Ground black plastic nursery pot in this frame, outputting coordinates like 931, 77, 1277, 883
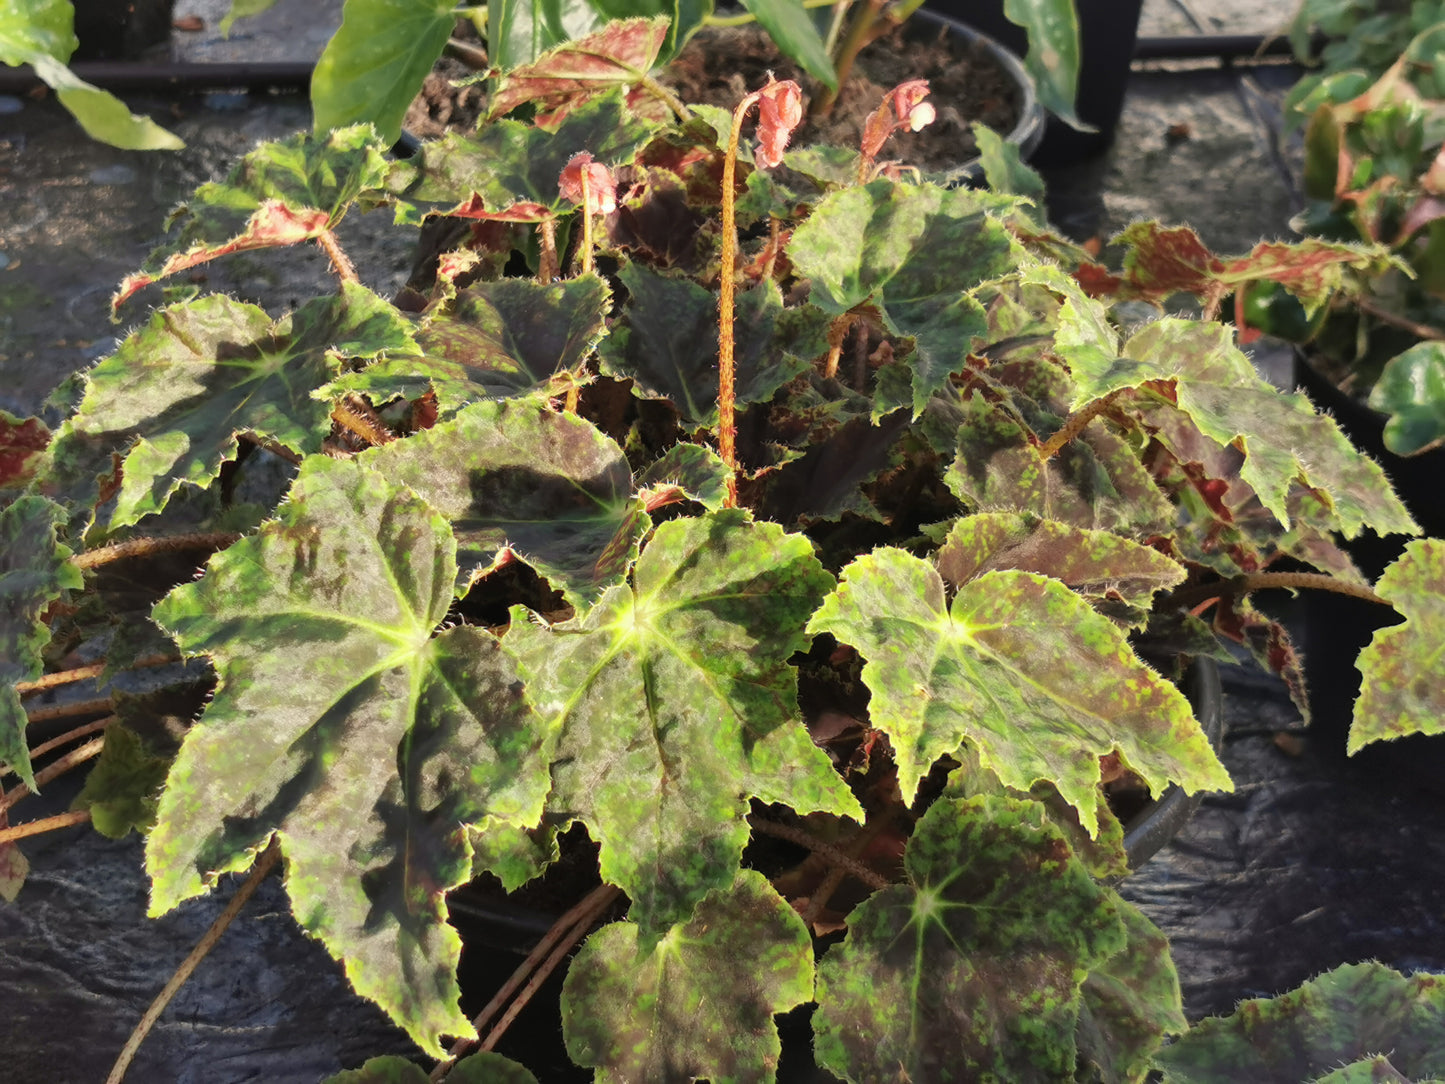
71, 0, 176, 62
442, 658, 1225, 1083
929, 0, 1144, 167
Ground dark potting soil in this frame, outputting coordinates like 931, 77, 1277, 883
660, 21, 1023, 172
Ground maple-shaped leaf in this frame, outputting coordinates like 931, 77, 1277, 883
943, 389, 1174, 534
1072, 319, 1418, 540
114, 125, 392, 309
1081, 222, 1392, 313
147, 457, 555, 1055
599, 264, 820, 427
325, 1052, 539, 1084
403, 90, 662, 224
808, 549, 1231, 827
787, 181, 1018, 417
1078, 899, 1188, 1082
751, 410, 912, 526
468, 819, 560, 892
70, 724, 169, 839
562, 869, 814, 1083
813, 795, 1128, 1083
636, 444, 732, 512
0, 496, 83, 791
935, 512, 1186, 617
333, 276, 610, 413
71, 285, 416, 531
0, 411, 50, 491
487, 18, 672, 124
1351, 539, 1445, 754
506, 510, 861, 936
360, 400, 643, 607
1153, 962, 1445, 1083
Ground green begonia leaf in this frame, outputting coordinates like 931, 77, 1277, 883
311, 0, 456, 144
1154, 962, 1445, 1083
324, 1052, 539, 1083
1005, 0, 1084, 127
599, 264, 819, 426
1073, 319, 1418, 540
0, 2, 182, 150
974, 122, 1046, 200
562, 870, 814, 1083
788, 181, 1018, 417
1368, 342, 1445, 456
114, 126, 391, 308
935, 512, 1186, 614
334, 276, 611, 412
487, 18, 671, 123
0, 496, 82, 791
1352, 539, 1445, 753
1312, 1057, 1427, 1083
738, 0, 836, 90
468, 819, 560, 892
71, 724, 169, 838
636, 444, 732, 512
147, 458, 555, 1056
1078, 900, 1188, 1082
71, 284, 416, 531
404, 91, 662, 222
360, 400, 644, 607
506, 510, 861, 935
486, 0, 606, 74
814, 795, 1127, 1083
808, 549, 1231, 826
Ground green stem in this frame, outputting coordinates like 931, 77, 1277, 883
813, 0, 887, 118
639, 74, 692, 122
706, 0, 840, 27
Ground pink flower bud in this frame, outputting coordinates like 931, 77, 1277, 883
861, 80, 935, 158
559, 151, 618, 215
755, 79, 804, 169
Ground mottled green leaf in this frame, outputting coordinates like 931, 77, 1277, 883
935, 512, 1186, 616
1005, 0, 1083, 127
1312, 1057, 1422, 1084
115, 126, 391, 308
1352, 539, 1445, 754
334, 276, 611, 412
0, 411, 49, 491
600, 264, 818, 426
1369, 342, 1445, 456
788, 181, 1017, 417
0, 496, 82, 791
147, 458, 555, 1055
324, 1052, 539, 1084
360, 400, 643, 607
738, 0, 836, 90
636, 444, 732, 512
507, 510, 861, 935
71, 724, 169, 839
562, 870, 813, 1083
486, 0, 607, 74
1074, 319, 1418, 540
468, 819, 559, 892
406, 91, 662, 222
814, 795, 1126, 1083
808, 549, 1230, 826
1078, 900, 1188, 1082
311, 0, 456, 144
72, 285, 416, 531
487, 17, 672, 123
974, 122, 1046, 199
1154, 962, 1445, 1083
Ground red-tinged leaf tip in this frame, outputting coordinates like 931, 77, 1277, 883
755, 79, 804, 169
559, 152, 618, 215
444, 195, 556, 224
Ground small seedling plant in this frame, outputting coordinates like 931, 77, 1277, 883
3, 20, 1444, 1083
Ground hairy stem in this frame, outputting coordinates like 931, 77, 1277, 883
639, 74, 692, 122
15, 655, 176, 697
0, 736, 106, 812
239, 431, 303, 465
431, 883, 621, 1081
718, 90, 762, 508
1169, 570, 1392, 611
538, 217, 559, 283
578, 171, 595, 276
24, 696, 114, 726
73, 532, 239, 571
751, 816, 891, 892
0, 808, 91, 845
823, 313, 856, 380
105, 840, 282, 1084
1037, 390, 1122, 462
443, 37, 489, 70
25, 716, 116, 764
1355, 295, 1445, 342
332, 396, 394, 446
316, 228, 359, 285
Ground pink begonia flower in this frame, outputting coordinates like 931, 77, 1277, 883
755, 79, 804, 168
861, 79, 935, 158
559, 151, 618, 215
